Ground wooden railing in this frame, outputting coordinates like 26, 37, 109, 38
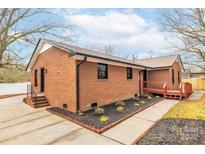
163, 83, 168, 96
144, 81, 192, 100
143, 81, 167, 89
181, 82, 193, 96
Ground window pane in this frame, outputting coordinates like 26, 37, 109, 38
127, 68, 132, 79
172, 69, 175, 84
34, 69, 38, 87
98, 63, 108, 79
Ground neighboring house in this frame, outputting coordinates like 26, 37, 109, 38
182, 69, 205, 79
26, 38, 185, 113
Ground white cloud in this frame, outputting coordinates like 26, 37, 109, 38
66, 10, 177, 58
69, 11, 148, 37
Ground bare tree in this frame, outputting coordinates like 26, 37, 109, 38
132, 51, 138, 62
103, 44, 114, 56
0, 8, 74, 70
161, 8, 205, 70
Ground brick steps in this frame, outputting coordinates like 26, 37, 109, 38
26, 96, 50, 108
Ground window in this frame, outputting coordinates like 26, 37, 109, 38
127, 67, 133, 79
34, 69, 38, 87
98, 63, 108, 79
172, 69, 175, 84
178, 71, 180, 83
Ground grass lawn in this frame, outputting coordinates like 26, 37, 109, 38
163, 95, 205, 120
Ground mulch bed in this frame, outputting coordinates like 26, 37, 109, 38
136, 118, 205, 145
47, 95, 163, 133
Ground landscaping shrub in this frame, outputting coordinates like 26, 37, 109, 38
115, 101, 125, 107
147, 96, 152, 100
94, 107, 104, 116
116, 106, 124, 112
133, 97, 139, 101
156, 95, 161, 99
143, 94, 148, 97
134, 103, 140, 107
99, 116, 109, 123
140, 101, 145, 104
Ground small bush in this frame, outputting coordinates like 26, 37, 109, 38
140, 101, 145, 104
116, 106, 124, 112
133, 97, 139, 101
134, 103, 140, 107
115, 101, 125, 107
147, 96, 152, 100
143, 95, 149, 98
94, 107, 104, 116
156, 95, 161, 99
99, 116, 109, 123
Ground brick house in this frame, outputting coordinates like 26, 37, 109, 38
26, 39, 184, 113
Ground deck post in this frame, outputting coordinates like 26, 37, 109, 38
163, 83, 167, 98
179, 83, 182, 100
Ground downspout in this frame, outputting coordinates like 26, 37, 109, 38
76, 56, 87, 113
139, 70, 142, 96
139, 69, 145, 96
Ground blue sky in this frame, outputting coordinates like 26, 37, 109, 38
16, 8, 180, 63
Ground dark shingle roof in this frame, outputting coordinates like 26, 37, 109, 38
43, 39, 147, 68
27, 38, 183, 71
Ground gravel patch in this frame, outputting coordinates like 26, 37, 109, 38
138, 118, 205, 145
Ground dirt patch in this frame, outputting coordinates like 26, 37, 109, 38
137, 118, 205, 145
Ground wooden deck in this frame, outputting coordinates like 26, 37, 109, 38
143, 82, 193, 100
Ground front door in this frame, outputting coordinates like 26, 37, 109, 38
143, 69, 147, 88
40, 68, 45, 93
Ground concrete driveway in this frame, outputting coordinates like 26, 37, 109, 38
0, 95, 120, 145
0, 95, 179, 145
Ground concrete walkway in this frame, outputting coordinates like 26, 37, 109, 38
102, 99, 178, 144
187, 91, 205, 100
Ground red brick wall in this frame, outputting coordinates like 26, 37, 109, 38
147, 69, 169, 89
168, 61, 181, 90
147, 61, 181, 90
31, 47, 77, 113
79, 61, 140, 111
